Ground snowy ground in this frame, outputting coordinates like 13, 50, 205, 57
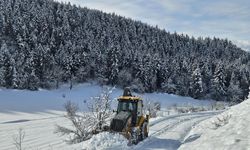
0, 83, 221, 150
0, 111, 82, 150
81, 111, 221, 150
179, 94, 250, 150
0, 83, 214, 113
0, 110, 221, 150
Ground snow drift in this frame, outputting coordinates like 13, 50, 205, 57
179, 92, 250, 150
82, 132, 129, 150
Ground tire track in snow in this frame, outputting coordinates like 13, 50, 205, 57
149, 111, 222, 127
133, 111, 221, 150
150, 115, 208, 137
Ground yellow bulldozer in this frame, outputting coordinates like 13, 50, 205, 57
110, 88, 149, 144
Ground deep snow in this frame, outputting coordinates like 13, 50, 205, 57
179, 93, 250, 150
0, 110, 219, 150
77, 111, 220, 150
0, 83, 219, 150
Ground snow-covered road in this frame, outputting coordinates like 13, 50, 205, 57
134, 111, 221, 150
81, 111, 222, 150
0, 111, 221, 150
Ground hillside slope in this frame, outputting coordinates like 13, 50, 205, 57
0, 0, 249, 102
179, 92, 250, 150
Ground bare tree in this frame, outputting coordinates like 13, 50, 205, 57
55, 101, 93, 144
13, 128, 25, 150
87, 87, 114, 132
55, 87, 114, 144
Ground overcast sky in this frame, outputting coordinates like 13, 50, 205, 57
58, 0, 250, 51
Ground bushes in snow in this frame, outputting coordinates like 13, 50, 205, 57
211, 114, 232, 129
55, 88, 114, 144
143, 99, 161, 118
166, 102, 225, 115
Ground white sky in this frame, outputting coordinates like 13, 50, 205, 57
58, 0, 250, 52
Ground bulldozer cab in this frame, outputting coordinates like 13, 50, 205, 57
110, 88, 149, 144
117, 100, 143, 115
116, 89, 143, 126
117, 87, 143, 114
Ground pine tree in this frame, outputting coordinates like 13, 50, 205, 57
211, 64, 227, 101
239, 71, 250, 100
189, 66, 204, 99
11, 58, 18, 89
227, 71, 242, 103
106, 43, 120, 85
0, 43, 13, 88
0, 0, 248, 102
24, 51, 39, 90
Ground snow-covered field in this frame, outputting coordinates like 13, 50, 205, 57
0, 83, 214, 113
0, 83, 221, 150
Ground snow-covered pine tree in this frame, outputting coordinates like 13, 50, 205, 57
211, 64, 227, 101
24, 51, 39, 90
189, 66, 204, 99
239, 71, 250, 100
11, 58, 18, 89
0, 0, 249, 102
0, 44, 4, 86
0, 43, 13, 88
227, 71, 243, 103
106, 42, 120, 85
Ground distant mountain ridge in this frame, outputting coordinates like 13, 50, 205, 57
0, 0, 249, 102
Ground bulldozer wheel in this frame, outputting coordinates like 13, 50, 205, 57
145, 122, 149, 137
140, 122, 148, 141
123, 117, 132, 139
132, 131, 139, 144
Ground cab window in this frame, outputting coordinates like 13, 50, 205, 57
137, 101, 143, 116
117, 101, 137, 113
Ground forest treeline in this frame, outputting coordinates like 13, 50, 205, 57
0, 0, 249, 102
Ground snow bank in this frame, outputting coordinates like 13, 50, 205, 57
179, 94, 250, 150
82, 132, 129, 150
